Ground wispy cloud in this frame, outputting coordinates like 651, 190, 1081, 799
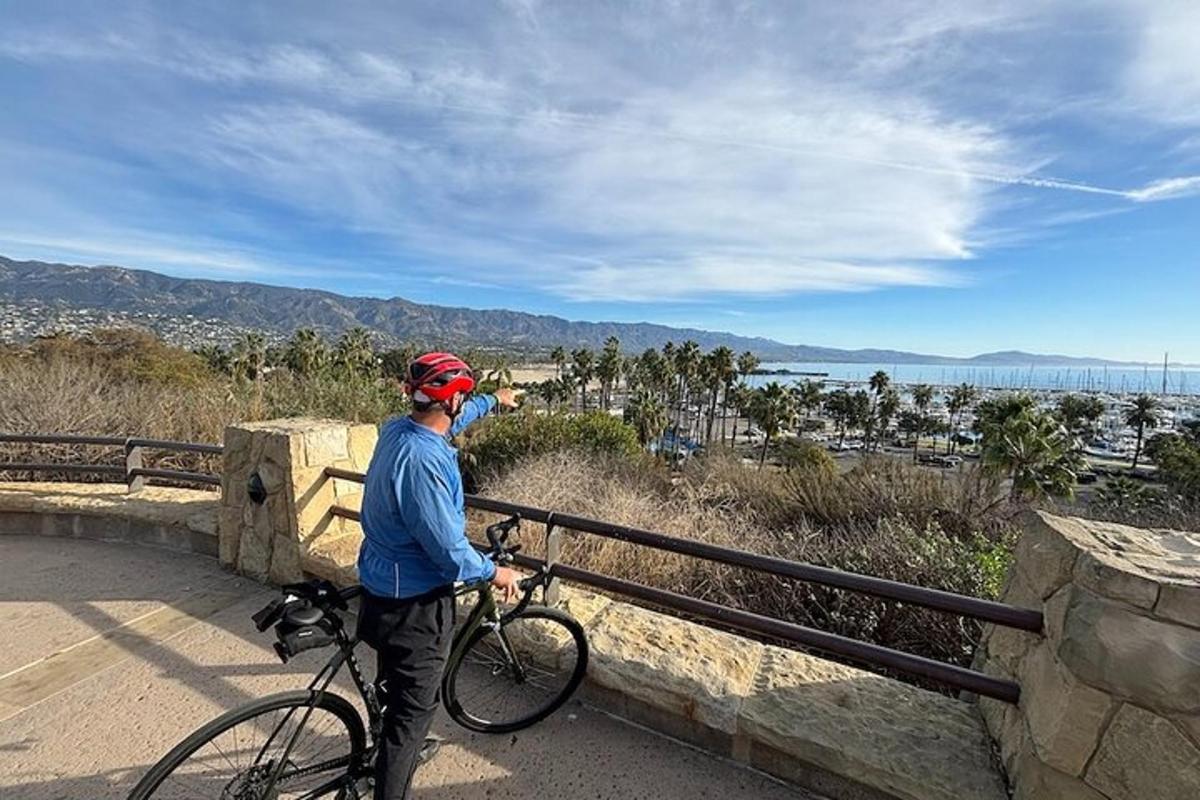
0, 0, 1197, 304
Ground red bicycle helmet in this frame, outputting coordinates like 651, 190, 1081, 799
405, 352, 475, 403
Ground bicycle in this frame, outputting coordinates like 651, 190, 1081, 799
128, 515, 589, 799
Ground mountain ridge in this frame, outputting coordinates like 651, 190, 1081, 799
0, 255, 1179, 367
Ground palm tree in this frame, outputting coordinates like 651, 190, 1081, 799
550, 346, 567, 379
947, 383, 979, 454
708, 346, 736, 446
672, 341, 701, 458
728, 382, 752, 445
231, 332, 266, 384
1125, 394, 1161, 469
866, 370, 890, 449
982, 409, 1083, 502
1095, 476, 1152, 511
1057, 393, 1105, 440
911, 384, 934, 462
334, 327, 376, 377
749, 382, 795, 469
732, 351, 759, 446
286, 328, 328, 377
698, 351, 721, 444
194, 344, 230, 375
736, 351, 760, 382
795, 380, 823, 426
571, 348, 595, 410
876, 389, 900, 449
824, 389, 854, 447
536, 378, 559, 409
596, 337, 622, 410
624, 390, 667, 451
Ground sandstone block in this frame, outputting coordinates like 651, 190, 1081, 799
235, 508, 273, 582
292, 466, 335, 543
1010, 743, 1109, 800
303, 424, 349, 467
1074, 549, 1159, 609
1043, 583, 1072, 645
347, 424, 378, 471
985, 623, 1039, 675
1020, 643, 1112, 775
269, 528, 305, 584
1085, 703, 1200, 800
1012, 511, 1084, 601
586, 601, 761, 735
1157, 582, 1200, 629
302, 531, 360, 587
978, 693, 1026, 776
1059, 588, 1200, 714
217, 506, 241, 567
739, 645, 1005, 800
552, 585, 612, 630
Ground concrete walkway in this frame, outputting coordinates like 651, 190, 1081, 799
0, 535, 808, 799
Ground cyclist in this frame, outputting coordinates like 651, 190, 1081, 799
356, 351, 520, 799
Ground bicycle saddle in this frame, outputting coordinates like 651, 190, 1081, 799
283, 604, 325, 627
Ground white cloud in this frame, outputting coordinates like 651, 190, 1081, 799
1127, 176, 1200, 202
1121, 0, 1200, 126
0, 1, 1197, 302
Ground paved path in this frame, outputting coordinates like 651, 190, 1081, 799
0, 535, 807, 799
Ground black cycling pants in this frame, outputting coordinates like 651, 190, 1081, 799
356, 586, 455, 800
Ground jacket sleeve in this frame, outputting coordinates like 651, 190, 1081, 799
450, 394, 497, 437
395, 455, 496, 585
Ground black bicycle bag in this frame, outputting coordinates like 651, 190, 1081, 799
274, 604, 337, 662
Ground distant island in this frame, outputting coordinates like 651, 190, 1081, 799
0, 255, 1192, 367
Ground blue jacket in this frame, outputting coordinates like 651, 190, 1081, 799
357, 395, 498, 599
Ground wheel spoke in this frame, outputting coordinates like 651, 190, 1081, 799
448, 612, 585, 731
132, 697, 362, 799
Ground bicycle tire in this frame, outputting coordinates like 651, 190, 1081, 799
127, 689, 367, 800
442, 607, 588, 734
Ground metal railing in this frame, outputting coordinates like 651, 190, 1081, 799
324, 465, 1037, 704
0, 433, 223, 489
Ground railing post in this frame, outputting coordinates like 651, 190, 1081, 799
125, 439, 145, 493
544, 516, 561, 606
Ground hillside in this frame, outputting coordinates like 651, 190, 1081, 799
0, 256, 1154, 365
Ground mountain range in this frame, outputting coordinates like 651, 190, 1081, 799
0, 255, 1171, 366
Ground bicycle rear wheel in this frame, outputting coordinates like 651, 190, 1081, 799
442, 607, 588, 734
127, 690, 367, 799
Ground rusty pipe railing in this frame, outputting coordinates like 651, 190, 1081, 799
0, 433, 222, 489
325, 465, 1033, 703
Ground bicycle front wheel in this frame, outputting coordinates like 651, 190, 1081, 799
443, 607, 588, 734
127, 689, 367, 800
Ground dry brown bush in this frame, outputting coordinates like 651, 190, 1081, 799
0, 353, 245, 481
480, 450, 1015, 676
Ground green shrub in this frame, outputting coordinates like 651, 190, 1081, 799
460, 409, 640, 479
778, 437, 837, 477
261, 372, 407, 423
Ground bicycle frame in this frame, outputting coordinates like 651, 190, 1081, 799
255, 573, 548, 799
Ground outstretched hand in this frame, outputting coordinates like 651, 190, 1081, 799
493, 387, 522, 409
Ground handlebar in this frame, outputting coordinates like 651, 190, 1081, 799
485, 514, 521, 551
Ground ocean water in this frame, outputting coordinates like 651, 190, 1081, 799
752, 362, 1200, 396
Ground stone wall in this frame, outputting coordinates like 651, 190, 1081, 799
978, 511, 1200, 799
213, 417, 1006, 800
0, 481, 218, 555
218, 418, 376, 584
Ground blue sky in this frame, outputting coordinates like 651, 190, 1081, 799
1, 1, 1198, 362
